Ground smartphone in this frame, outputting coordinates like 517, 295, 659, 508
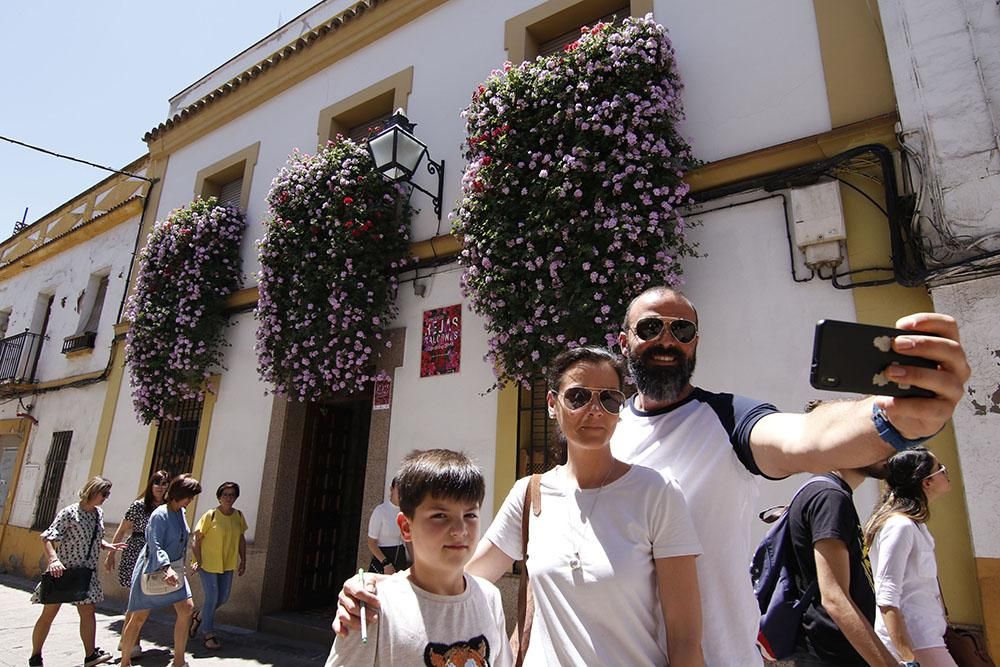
810, 319, 938, 398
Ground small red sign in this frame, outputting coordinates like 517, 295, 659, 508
373, 374, 392, 410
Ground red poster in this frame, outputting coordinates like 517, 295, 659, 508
421, 305, 461, 377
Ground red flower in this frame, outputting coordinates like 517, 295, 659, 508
344, 220, 354, 228
343, 196, 354, 205
481, 156, 492, 166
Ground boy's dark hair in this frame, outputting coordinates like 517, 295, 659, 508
396, 449, 485, 517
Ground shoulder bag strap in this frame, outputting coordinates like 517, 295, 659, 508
513, 474, 542, 667
85, 509, 100, 563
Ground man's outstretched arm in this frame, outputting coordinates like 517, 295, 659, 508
750, 313, 970, 479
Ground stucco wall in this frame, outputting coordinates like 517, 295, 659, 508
0, 218, 138, 382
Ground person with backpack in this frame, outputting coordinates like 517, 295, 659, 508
784, 463, 905, 667
189, 481, 248, 650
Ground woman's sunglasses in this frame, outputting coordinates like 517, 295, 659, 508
556, 387, 627, 414
925, 463, 948, 480
631, 316, 698, 344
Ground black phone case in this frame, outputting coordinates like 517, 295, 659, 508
810, 319, 938, 398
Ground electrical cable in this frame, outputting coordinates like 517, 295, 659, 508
0, 134, 154, 183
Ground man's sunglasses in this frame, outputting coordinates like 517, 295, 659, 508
631, 317, 698, 344
555, 387, 627, 414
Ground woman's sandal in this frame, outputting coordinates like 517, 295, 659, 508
188, 610, 202, 638
203, 635, 221, 650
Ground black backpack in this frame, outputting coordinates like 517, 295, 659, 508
750, 477, 839, 661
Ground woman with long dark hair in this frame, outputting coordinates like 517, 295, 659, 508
105, 470, 169, 659
864, 447, 956, 667
119, 474, 202, 667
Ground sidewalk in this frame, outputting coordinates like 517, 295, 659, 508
0, 574, 330, 666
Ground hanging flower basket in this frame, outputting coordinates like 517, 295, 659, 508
453, 14, 700, 388
255, 139, 413, 401
125, 198, 245, 423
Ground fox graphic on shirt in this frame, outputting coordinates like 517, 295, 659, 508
424, 635, 490, 667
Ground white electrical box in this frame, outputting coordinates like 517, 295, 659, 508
790, 181, 846, 269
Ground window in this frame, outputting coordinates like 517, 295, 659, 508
0, 309, 10, 339
516, 378, 565, 476
537, 7, 630, 57
32, 431, 72, 530
317, 67, 414, 146
505, 0, 652, 63
149, 396, 204, 478
194, 142, 260, 213
63, 274, 109, 354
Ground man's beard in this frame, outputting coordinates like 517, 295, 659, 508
626, 345, 696, 404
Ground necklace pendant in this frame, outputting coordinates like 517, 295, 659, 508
569, 552, 582, 570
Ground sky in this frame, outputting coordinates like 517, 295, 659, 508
0, 1, 319, 241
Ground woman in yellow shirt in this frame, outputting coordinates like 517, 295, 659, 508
189, 482, 247, 650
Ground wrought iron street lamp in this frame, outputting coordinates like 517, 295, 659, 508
367, 110, 445, 220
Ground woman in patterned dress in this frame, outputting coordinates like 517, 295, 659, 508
119, 474, 202, 667
29, 476, 126, 667
104, 469, 169, 658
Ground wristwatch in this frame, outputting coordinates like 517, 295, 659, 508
872, 403, 934, 451
901, 661, 920, 667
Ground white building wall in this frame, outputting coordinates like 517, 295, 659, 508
878, 0, 1000, 261
681, 195, 877, 545
4, 383, 109, 528
139, 0, 861, 536
0, 219, 137, 382
929, 277, 1000, 560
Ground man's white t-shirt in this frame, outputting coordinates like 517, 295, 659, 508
367, 500, 403, 546
611, 388, 778, 667
326, 573, 512, 667
486, 464, 701, 666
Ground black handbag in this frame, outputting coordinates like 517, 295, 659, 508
38, 567, 94, 604
37, 510, 100, 604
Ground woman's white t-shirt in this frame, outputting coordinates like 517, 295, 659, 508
367, 500, 403, 546
485, 464, 701, 666
871, 514, 948, 653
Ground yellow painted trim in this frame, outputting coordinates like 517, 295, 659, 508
0, 524, 47, 578
31, 370, 105, 391
184, 374, 221, 526
63, 347, 95, 359
812, 0, 895, 128
0, 197, 144, 281
412, 233, 463, 263
686, 113, 899, 194
89, 338, 127, 478
316, 66, 414, 146
145, 0, 449, 158
226, 286, 261, 311
976, 556, 1000, 660
493, 384, 519, 516
505, 0, 651, 64
138, 425, 158, 497
0, 417, 33, 558
193, 142, 261, 213
813, 1, 984, 626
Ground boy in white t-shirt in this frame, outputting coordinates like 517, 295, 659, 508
326, 449, 512, 667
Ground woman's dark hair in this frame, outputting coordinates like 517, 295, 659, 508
396, 449, 485, 517
216, 481, 240, 500
544, 346, 626, 392
165, 474, 202, 503
863, 447, 937, 548
140, 470, 170, 514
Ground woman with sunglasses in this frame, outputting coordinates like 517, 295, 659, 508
104, 470, 169, 659
472, 346, 704, 666
864, 448, 957, 667
29, 476, 125, 667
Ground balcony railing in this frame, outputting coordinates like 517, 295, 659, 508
0, 331, 45, 385
62, 331, 97, 354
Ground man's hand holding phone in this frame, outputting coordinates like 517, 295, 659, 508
877, 313, 970, 440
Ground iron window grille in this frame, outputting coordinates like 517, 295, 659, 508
32, 431, 73, 531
